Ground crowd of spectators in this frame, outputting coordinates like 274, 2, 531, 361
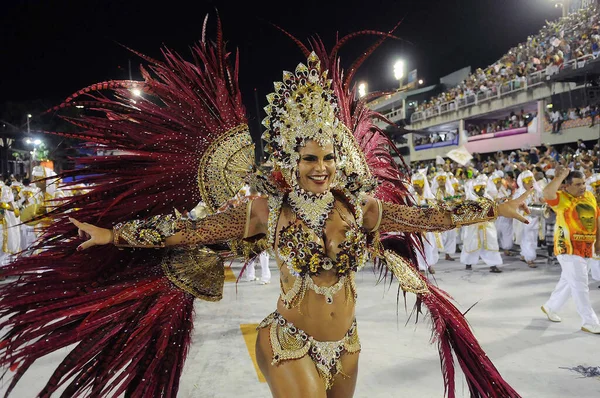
412, 140, 599, 182
466, 111, 535, 137
415, 6, 600, 117
414, 131, 457, 146
547, 105, 600, 133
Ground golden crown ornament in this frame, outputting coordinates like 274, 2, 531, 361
262, 52, 345, 185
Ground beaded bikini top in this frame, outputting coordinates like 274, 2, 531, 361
275, 198, 369, 278
270, 191, 369, 308
277, 218, 368, 277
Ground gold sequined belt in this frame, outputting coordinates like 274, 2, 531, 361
257, 311, 360, 390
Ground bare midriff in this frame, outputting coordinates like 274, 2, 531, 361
276, 265, 355, 341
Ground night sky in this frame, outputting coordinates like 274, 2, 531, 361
2, 0, 563, 112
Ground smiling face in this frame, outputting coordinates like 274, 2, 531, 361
297, 140, 336, 194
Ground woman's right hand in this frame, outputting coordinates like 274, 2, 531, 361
69, 218, 113, 251
497, 188, 533, 223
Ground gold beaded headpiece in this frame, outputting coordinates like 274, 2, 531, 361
261, 52, 372, 190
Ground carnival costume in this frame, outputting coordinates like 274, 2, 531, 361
488, 170, 514, 252
0, 184, 20, 266
513, 170, 543, 263
410, 172, 441, 272
450, 174, 464, 250
431, 171, 458, 258
16, 183, 42, 253
460, 176, 503, 271
0, 19, 520, 397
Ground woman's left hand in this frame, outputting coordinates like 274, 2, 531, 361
497, 188, 534, 223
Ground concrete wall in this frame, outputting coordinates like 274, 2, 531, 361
465, 132, 541, 153
408, 124, 599, 162
410, 82, 576, 130
541, 125, 600, 145
410, 142, 458, 162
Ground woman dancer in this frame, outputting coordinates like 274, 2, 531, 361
0, 21, 530, 397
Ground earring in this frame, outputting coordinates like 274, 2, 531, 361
290, 166, 299, 189
330, 169, 342, 188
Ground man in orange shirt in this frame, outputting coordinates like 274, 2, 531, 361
542, 166, 600, 334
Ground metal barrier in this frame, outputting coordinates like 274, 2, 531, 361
409, 54, 597, 123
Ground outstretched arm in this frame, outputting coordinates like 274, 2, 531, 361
363, 190, 532, 234
70, 197, 269, 250
164, 197, 269, 246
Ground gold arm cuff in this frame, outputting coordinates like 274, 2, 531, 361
450, 198, 498, 227
112, 215, 176, 248
244, 199, 254, 238
370, 199, 383, 233
113, 226, 120, 246
112, 224, 166, 248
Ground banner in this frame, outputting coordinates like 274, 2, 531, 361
447, 146, 473, 166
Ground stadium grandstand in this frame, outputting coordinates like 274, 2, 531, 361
369, 0, 600, 170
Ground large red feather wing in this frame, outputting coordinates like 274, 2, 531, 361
0, 16, 249, 397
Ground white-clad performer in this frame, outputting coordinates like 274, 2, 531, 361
513, 170, 543, 267
488, 170, 514, 255
17, 178, 42, 253
10, 181, 23, 203
31, 165, 61, 209
0, 184, 21, 267
411, 172, 440, 274
461, 175, 503, 273
450, 173, 465, 252
245, 251, 272, 285
431, 171, 457, 261
236, 185, 272, 285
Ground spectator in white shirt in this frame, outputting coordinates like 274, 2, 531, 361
551, 110, 562, 134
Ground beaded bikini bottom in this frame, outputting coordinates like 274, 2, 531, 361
258, 311, 361, 390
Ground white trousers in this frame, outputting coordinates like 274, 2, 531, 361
544, 255, 600, 326
441, 229, 457, 254
495, 216, 513, 251
246, 252, 271, 282
520, 218, 538, 262
20, 225, 37, 254
417, 233, 439, 271
589, 258, 600, 282
0, 252, 9, 267
460, 230, 503, 267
